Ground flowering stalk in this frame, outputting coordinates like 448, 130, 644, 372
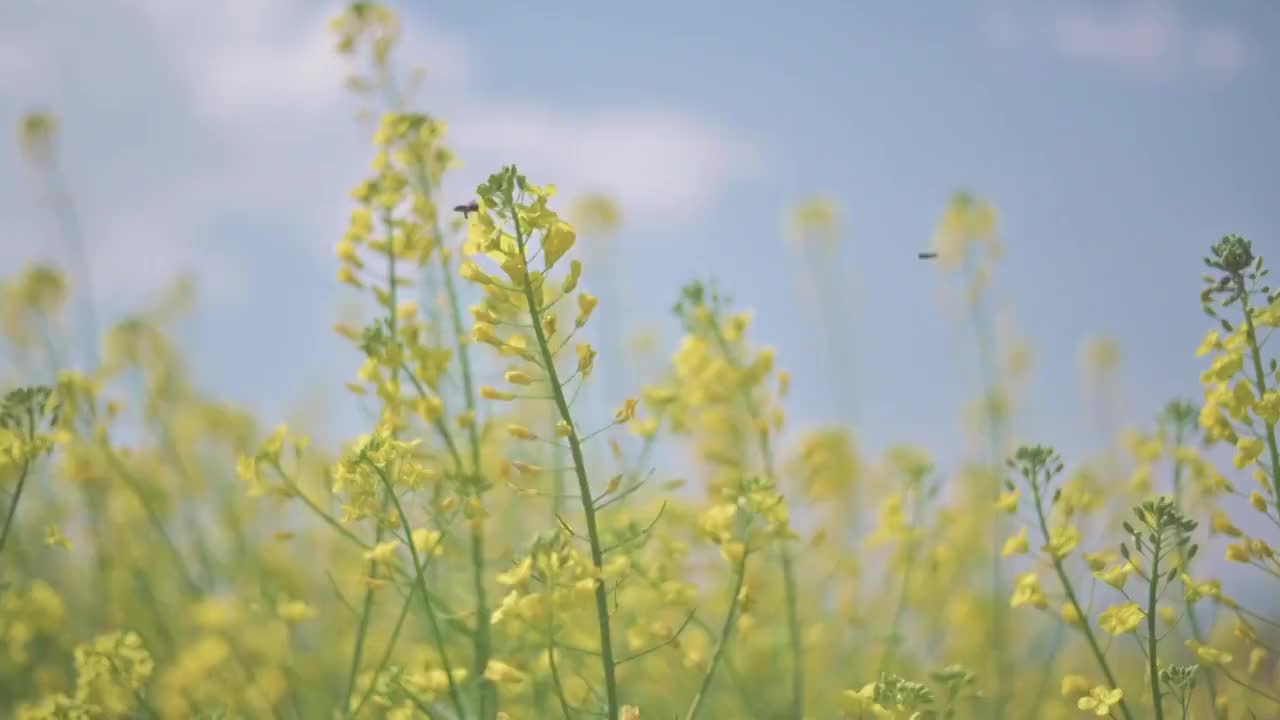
932, 192, 1012, 717
371, 461, 465, 717
342, 219, 405, 717
1201, 235, 1279, 499
1163, 402, 1224, 720
879, 475, 928, 674
1146, 529, 1165, 720
500, 168, 621, 720
398, 116, 495, 719
966, 252, 1010, 719
701, 311, 804, 719
1015, 445, 1135, 720
1238, 283, 1280, 500
1121, 498, 1198, 720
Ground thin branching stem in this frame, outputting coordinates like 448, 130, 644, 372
684, 550, 750, 720
372, 463, 466, 718
704, 318, 805, 719
965, 247, 1010, 720
546, 581, 576, 720
1170, 425, 1224, 720
1029, 471, 1136, 720
351, 579, 417, 717
1147, 530, 1166, 720
343, 544, 381, 715
0, 458, 31, 557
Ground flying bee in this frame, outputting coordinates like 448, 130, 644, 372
453, 200, 479, 218
918, 252, 938, 260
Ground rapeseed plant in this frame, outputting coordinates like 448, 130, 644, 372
3, 3, 1280, 719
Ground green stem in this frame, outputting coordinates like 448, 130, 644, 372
1238, 284, 1280, 501
546, 587, 575, 720
406, 132, 495, 719
781, 548, 803, 717
437, 249, 494, 717
1148, 532, 1165, 720
352, 558, 426, 717
1170, 431, 1224, 720
373, 464, 466, 718
343, 555, 380, 715
684, 551, 750, 720
506, 178, 620, 720
966, 248, 1009, 720
686, 613, 760, 715
288, 479, 473, 637
469, 525, 493, 717
1219, 667, 1280, 705
380, 71, 479, 717
0, 458, 32, 557
1030, 472, 1135, 720
344, 209, 414, 718
704, 320, 804, 719
879, 486, 925, 674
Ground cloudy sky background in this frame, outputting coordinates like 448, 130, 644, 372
2, 0, 1277, 482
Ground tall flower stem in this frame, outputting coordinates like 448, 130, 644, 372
506, 180, 620, 720
373, 462, 466, 718
1169, 424, 1223, 720
964, 247, 1009, 720
704, 320, 804, 719
1028, 471, 1135, 720
684, 550, 750, 720
396, 121, 496, 718
1146, 530, 1166, 720
1238, 283, 1280, 500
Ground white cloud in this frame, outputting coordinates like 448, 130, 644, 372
983, 2, 1258, 78
1191, 25, 1256, 73
0, 0, 765, 306
447, 103, 764, 223
1050, 4, 1179, 72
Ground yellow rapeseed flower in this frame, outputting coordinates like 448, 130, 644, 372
1060, 674, 1090, 697
1097, 603, 1144, 635
1077, 686, 1123, 716
1000, 527, 1029, 557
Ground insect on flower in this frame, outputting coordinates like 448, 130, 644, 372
453, 200, 479, 218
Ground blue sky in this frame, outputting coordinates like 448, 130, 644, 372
2, 0, 1277, 476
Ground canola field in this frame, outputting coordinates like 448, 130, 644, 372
2, 4, 1279, 719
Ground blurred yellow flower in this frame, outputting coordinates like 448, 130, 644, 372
1097, 603, 1144, 635
1077, 686, 1123, 716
